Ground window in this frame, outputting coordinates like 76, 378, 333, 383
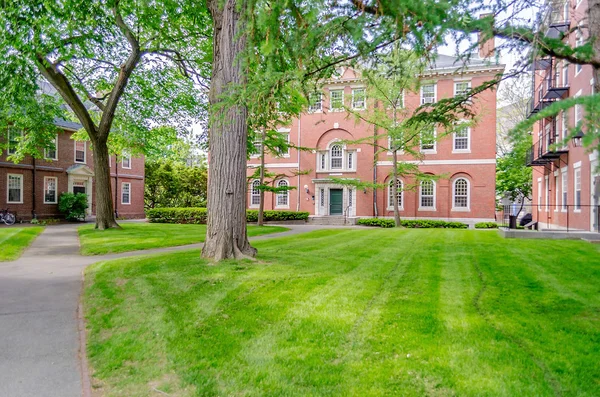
330, 144, 343, 169
575, 104, 583, 126
563, 1, 569, 21
420, 127, 436, 152
44, 134, 58, 160
348, 188, 353, 208
275, 132, 290, 157
7, 128, 22, 155
44, 177, 57, 204
308, 92, 322, 112
7, 174, 23, 203
545, 176, 550, 212
575, 24, 583, 74
453, 178, 469, 209
419, 180, 435, 209
454, 81, 471, 97
276, 180, 289, 207
537, 179, 542, 210
347, 151, 353, 170
351, 88, 366, 109
554, 174, 559, 211
74, 141, 86, 163
388, 179, 403, 209
574, 168, 581, 210
251, 140, 262, 157
122, 152, 131, 169
250, 180, 260, 206
561, 111, 567, 145
562, 62, 569, 87
562, 171, 568, 211
121, 182, 131, 205
320, 188, 325, 207
330, 89, 344, 111
453, 125, 470, 151
319, 152, 326, 170
421, 84, 436, 104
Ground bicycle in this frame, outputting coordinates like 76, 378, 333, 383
0, 209, 16, 225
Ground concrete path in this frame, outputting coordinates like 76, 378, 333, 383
0, 222, 332, 397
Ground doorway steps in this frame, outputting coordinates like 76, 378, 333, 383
308, 216, 359, 226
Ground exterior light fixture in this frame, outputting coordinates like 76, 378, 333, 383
304, 184, 309, 193
572, 129, 585, 147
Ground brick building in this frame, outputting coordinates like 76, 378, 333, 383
1, 119, 145, 221
526, 0, 599, 232
247, 49, 504, 226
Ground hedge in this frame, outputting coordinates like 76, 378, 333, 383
146, 207, 309, 224
474, 222, 498, 229
357, 218, 468, 229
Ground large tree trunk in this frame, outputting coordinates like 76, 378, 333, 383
93, 137, 120, 230
202, 0, 256, 261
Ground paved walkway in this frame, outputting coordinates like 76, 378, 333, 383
0, 223, 333, 397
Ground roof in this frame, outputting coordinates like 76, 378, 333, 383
38, 80, 87, 132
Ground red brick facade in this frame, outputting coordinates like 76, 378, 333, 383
247, 55, 504, 226
528, 0, 600, 232
0, 125, 145, 221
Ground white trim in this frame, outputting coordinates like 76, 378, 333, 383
44, 134, 59, 160
561, 167, 568, 212
573, 161, 582, 169
418, 180, 436, 211
249, 179, 260, 208
376, 159, 496, 166
452, 125, 471, 153
453, 80, 471, 97
43, 176, 58, 204
420, 83, 437, 104
6, 173, 23, 204
74, 140, 86, 163
544, 175, 550, 212
121, 182, 131, 205
328, 88, 345, 112
420, 127, 437, 153
308, 92, 323, 113
452, 177, 470, 211
122, 152, 132, 169
351, 87, 366, 110
275, 179, 290, 209
7, 128, 23, 156
554, 174, 559, 212
386, 179, 404, 211
574, 168, 582, 212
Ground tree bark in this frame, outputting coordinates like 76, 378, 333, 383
202, 0, 256, 261
93, 138, 120, 229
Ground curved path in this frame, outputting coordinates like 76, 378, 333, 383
0, 223, 329, 397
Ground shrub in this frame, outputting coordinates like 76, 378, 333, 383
146, 208, 309, 224
58, 193, 89, 221
475, 222, 498, 229
358, 218, 468, 229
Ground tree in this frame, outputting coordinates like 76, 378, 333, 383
1, 1, 211, 229
145, 158, 207, 209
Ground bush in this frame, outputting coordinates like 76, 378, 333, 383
475, 222, 498, 229
146, 208, 309, 224
358, 218, 468, 229
58, 193, 89, 221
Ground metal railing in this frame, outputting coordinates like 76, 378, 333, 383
499, 203, 600, 232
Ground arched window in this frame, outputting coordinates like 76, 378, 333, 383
453, 178, 469, 209
276, 180, 289, 207
330, 144, 343, 169
388, 179, 403, 209
250, 180, 260, 206
419, 180, 435, 209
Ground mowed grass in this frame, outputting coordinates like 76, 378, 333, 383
0, 226, 44, 261
78, 223, 288, 255
84, 229, 600, 396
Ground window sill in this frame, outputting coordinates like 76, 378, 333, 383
574, 209, 582, 213
75, 160, 86, 164
316, 170, 357, 174
420, 150, 437, 154
249, 205, 260, 209
386, 207, 404, 211
451, 207, 470, 212
275, 206, 290, 209
307, 110, 323, 114
7, 201, 23, 205
418, 207, 436, 211
44, 202, 58, 205
452, 150, 471, 154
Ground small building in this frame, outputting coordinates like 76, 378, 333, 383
526, 0, 599, 232
1, 119, 145, 221
247, 46, 505, 226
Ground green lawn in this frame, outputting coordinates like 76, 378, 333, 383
78, 223, 289, 255
84, 229, 600, 396
0, 226, 44, 261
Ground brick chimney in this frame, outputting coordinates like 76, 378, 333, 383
478, 13, 495, 58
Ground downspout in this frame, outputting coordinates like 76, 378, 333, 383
296, 116, 301, 212
373, 103, 379, 217
32, 158, 37, 219
114, 155, 119, 218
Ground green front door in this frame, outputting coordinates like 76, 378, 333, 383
329, 189, 343, 215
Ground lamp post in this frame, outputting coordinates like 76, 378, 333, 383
572, 129, 585, 147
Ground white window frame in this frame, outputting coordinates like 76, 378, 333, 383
554, 173, 560, 212
74, 140, 86, 163
453, 81, 471, 97
575, 23, 583, 75
275, 130, 291, 158
387, 179, 404, 210
537, 178, 543, 210
452, 178, 470, 211
351, 88, 366, 110
250, 179, 260, 208
122, 152, 132, 169
420, 84, 436, 104
419, 180, 436, 211
121, 182, 131, 205
7, 128, 23, 155
329, 89, 344, 112
7, 173, 23, 204
275, 179, 289, 208
44, 134, 58, 160
452, 124, 470, 153
330, 144, 343, 170
562, 61, 569, 87
308, 92, 323, 113
561, 168, 568, 212
574, 166, 582, 212
544, 175, 550, 212
420, 127, 437, 153
43, 176, 58, 204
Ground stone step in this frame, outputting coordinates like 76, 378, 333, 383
308, 216, 358, 226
